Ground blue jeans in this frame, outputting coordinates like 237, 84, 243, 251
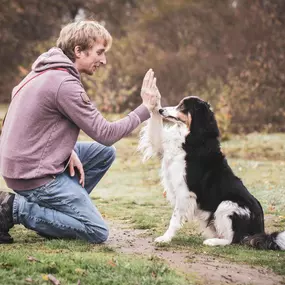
12, 142, 116, 243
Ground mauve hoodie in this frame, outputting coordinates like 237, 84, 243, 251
0, 48, 150, 190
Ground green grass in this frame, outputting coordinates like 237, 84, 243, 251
1, 116, 285, 283
0, 245, 189, 285
223, 133, 285, 161
1, 227, 192, 285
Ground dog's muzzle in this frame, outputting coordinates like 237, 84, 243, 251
159, 109, 165, 115
159, 108, 179, 121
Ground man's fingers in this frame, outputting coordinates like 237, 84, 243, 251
78, 167, 85, 187
147, 70, 154, 89
141, 69, 163, 112
69, 161, 75, 177
143, 69, 154, 90
151, 77, 157, 89
142, 69, 152, 90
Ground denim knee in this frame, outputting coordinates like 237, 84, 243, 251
105, 146, 116, 164
88, 224, 109, 243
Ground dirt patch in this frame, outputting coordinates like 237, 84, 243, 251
107, 222, 285, 285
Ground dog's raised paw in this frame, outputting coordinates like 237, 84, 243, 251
154, 235, 172, 243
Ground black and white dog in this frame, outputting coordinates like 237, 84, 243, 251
139, 96, 285, 250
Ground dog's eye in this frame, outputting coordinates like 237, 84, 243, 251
177, 103, 183, 109
178, 106, 187, 113
178, 103, 186, 111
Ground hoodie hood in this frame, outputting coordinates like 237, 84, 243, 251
32, 47, 80, 80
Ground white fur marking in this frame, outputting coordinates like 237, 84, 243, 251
213, 201, 250, 243
203, 238, 231, 246
276, 231, 285, 250
138, 112, 164, 161
196, 209, 216, 239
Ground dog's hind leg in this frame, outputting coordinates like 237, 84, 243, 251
203, 201, 250, 246
155, 189, 197, 243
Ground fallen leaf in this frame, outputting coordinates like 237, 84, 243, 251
268, 205, 276, 212
27, 256, 40, 263
107, 260, 116, 267
48, 274, 60, 285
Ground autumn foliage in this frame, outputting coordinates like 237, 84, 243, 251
1, 0, 284, 134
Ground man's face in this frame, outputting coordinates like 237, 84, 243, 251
74, 38, 107, 75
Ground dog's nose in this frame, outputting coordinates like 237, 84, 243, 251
159, 109, 164, 114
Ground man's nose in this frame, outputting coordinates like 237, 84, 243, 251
100, 54, 107, 65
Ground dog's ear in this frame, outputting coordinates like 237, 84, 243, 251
190, 101, 219, 138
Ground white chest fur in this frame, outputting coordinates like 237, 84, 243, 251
160, 125, 189, 206
162, 124, 188, 158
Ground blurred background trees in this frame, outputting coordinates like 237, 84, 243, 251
0, 0, 284, 134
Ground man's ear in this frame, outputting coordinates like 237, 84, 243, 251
74, 46, 83, 58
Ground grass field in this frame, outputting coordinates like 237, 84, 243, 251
0, 121, 285, 284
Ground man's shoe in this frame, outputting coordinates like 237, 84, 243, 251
0, 232, 13, 244
37, 232, 58, 240
0, 191, 15, 244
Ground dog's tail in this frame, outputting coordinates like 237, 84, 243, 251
241, 231, 285, 250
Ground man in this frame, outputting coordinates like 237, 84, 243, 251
0, 21, 160, 244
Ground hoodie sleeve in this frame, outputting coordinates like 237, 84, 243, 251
56, 77, 150, 146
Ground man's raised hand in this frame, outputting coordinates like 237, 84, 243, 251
141, 69, 160, 112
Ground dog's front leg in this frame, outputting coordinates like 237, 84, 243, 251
148, 111, 164, 156
155, 191, 197, 243
138, 111, 164, 161
155, 207, 183, 243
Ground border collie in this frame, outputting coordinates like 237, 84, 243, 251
138, 96, 285, 250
